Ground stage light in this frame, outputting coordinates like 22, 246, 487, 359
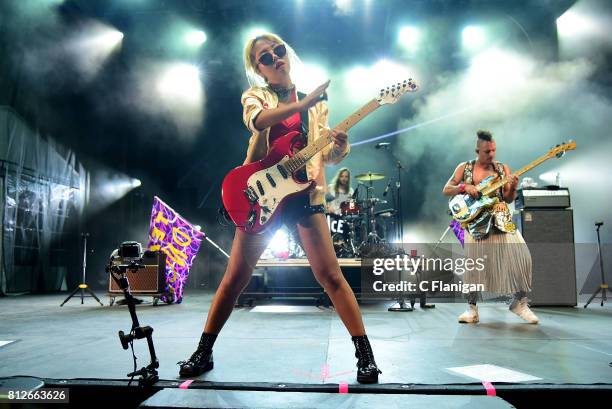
156, 63, 202, 104
335, 0, 352, 13
67, 23, 124, 78
293, 62, 328, 93
131, 178, 142, 188
95, 173, 142, 209
99, 30, 124, 47
462, 25, 485, 49
399, 26, 420, 50
555, 4, 608, 59
467, 49, 532, 90
185, 30, 207, 46
372, 59, 411, 83
244, 27, 271, 41
345, 60, 414, 101
268, 228, 289, 256
556, 10, 592, 37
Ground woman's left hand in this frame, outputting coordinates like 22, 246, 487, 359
330, 129, 348, 149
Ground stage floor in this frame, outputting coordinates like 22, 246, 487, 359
1, 291, 611, 386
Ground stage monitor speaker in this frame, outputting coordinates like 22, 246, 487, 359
515, 209, 577, 306
108, 251, 167, 294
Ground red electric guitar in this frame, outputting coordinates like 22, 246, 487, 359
222, 79, 419, 234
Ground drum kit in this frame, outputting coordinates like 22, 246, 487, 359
327, 171, 399, 258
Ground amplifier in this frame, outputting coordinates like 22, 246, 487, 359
108, 251, 167, 294
516, 187, 570, 209
514, 209, 577, 306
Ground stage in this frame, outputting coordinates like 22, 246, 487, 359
1, 291, 611, 407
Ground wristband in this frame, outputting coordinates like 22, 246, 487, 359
459, 183, 466, 193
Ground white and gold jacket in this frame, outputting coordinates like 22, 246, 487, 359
241, 86, 350, 206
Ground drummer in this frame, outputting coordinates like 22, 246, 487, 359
326, 167, 354, 215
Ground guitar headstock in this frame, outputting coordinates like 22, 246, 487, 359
376, 78, 418, 106
547, 140, 577, 159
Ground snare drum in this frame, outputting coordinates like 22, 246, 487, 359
340, 199, 361, 216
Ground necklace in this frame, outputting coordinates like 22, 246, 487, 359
269, 83, 295, 100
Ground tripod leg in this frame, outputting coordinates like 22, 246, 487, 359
60, 286, 83, 307
85, 287, 104, 306
584, 287, 602, 308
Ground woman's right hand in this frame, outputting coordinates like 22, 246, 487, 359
298, 80, 330, 111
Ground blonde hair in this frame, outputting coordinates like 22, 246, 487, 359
243, 32, 301, 88
331, 168, 351, 195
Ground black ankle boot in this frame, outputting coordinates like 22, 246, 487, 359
178, 332, 216, 377
351, 335, 382, 384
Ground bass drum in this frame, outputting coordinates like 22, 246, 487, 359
326, 213, 349, 257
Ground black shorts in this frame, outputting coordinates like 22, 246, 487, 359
280, 194, 325, 231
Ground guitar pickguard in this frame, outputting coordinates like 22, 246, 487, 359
246, 156, 311, 227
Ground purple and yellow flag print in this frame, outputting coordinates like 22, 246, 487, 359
147, 196, 204, 303
450, 219, 465, 247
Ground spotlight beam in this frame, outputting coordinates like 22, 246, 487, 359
351, 106, 474, 147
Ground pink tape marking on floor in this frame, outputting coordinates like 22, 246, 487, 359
179, 380, 194, 389
321, 364, 330, 379
482, 381, 496, 396
339, 382, 349, 394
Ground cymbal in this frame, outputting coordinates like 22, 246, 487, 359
355, 172, 385, 182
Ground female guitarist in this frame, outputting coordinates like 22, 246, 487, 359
178, 33, 381, 383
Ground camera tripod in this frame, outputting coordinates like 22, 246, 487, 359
108, 261, 159, 386
61, 233, 103, 307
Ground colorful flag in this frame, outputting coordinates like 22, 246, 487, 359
450, 219, 465, 247
147, 196, 204, 303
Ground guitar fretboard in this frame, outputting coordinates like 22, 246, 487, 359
480, 152, 559, 196
284, 99, 381, 173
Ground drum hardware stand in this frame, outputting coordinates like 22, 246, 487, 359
387, 254, 435, 311
61, 233, 104, 307
344, 216, 360, 257
584, 222, 609, 308
364, 182, 384, 245
388, 257, 414, 312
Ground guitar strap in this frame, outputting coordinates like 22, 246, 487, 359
295, 91, 310, 182
297, 91, 309, 137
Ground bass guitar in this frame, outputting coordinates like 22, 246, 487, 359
448, 141, 576, 225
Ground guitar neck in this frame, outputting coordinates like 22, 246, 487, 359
480, 153, 554, 196
287, 99, 381, 170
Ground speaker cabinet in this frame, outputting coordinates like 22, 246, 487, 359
108, 251, 167, 294
515, 209, 577, 306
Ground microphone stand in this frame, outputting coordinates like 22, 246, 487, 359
584, 222, 608, 308
396, 160, 404, 243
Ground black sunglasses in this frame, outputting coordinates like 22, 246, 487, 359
258, 44, 287, 66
